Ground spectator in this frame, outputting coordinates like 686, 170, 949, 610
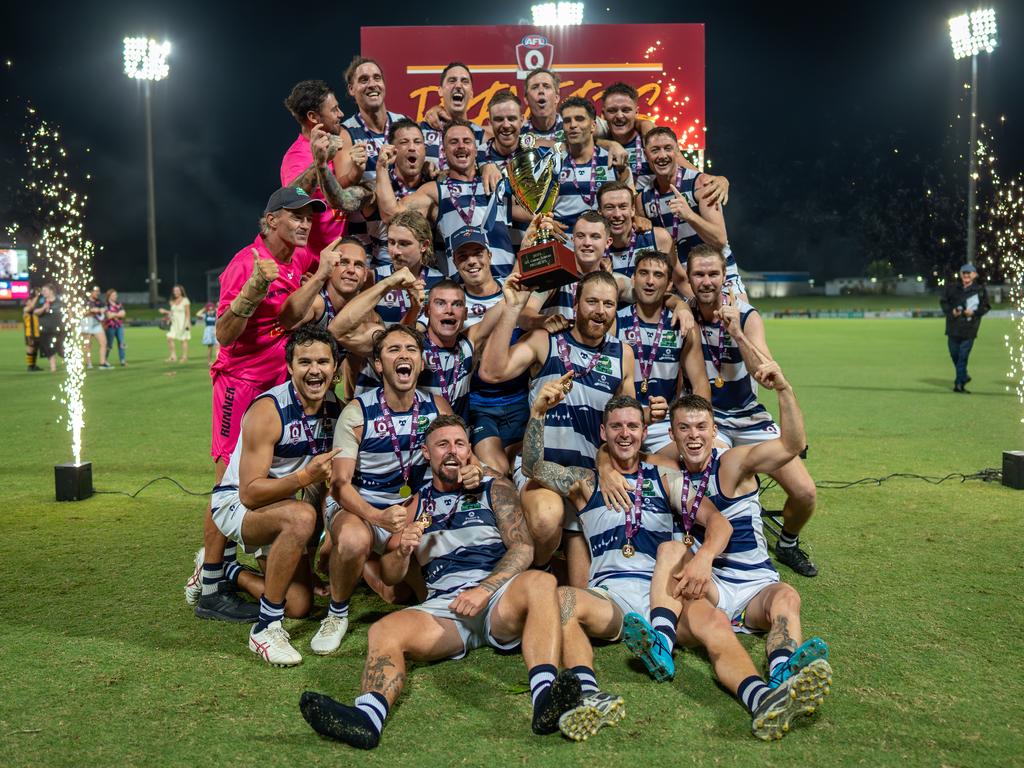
196, 300, 220, 366
80, 285, 111, 369
23, 287, 43, 371
160, 285, 192, 363
104, 289, 127, 366
36, 284, 64, 373
940, 263, 990, 394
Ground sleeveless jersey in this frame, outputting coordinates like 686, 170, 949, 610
697, 300, 769, 427
620, 132, 655, 190
342, 110, 407, 184
436, 177, 516, 279
608, 227, 658, 280
414, 478, 506, 599
578, 462, 679, 589
372, 264, 445, 326
553, 146, 615, 231
372, 169, 425, 267
688, 449, 778, 585
422, 121, 487, 170
463, 285, 503, 328
213, 382, 341, 503
540, 278, 579, 322
352, 387, 440, 508
469, 326, 529, 410
615, 305, 683, 406
529, 331, 624, 468
521, 115, 565, 143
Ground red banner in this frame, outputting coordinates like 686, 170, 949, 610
361, 24, 705, 151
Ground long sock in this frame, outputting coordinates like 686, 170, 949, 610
354, 692, 389, 737
200, 563, 224, 597
737, 675, 771, 714
528, 663, 557, 709
768, 648, 793, 677
778, 528, 799, 549
570, 665, 598, 694
223, 542, 238, 564
224, 561, 243, 586
650, 607, 678, 653
255, 595, 285, 632
328, 599, 350, 619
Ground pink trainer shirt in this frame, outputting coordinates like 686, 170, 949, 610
211, 234, 313, 389
280, 134, 347, 264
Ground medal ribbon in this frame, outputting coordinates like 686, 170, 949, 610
290, 383, 330, 456
624, 470, 645, 543
699, 317, 726, 380
354, 112, 391, 164
568, 151, 598, 205
680, 463, 713, 540
629, 306, 667, 389
376, 388, 421, 489
664, 166, 685, 244
630, 133, 644, 177
446, 177, 479, 226
555, 333, 605, 383
423, 336, 465, 406
320, 287, 336, 326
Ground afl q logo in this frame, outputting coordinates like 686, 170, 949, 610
516, 35, 554, 74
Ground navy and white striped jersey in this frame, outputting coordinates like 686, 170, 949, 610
213, 382, 340, 505
470, 326, 530, 410
342, 111, 408, 184
687, 449, 779, 585
372, 264, 445, 325
578, 462, 680, 590
540, 278, 578, 322
521, 115, 565, 143
421, 121, 487, 170
608, 228, 658, 281
482, 141, 516, 172
697, 300, 770, 427
414, 478, 505, 599
641, 173, 742, 288
618, 132, 654, 189
351, 387, 440, 508
553, 146, 615, 231
615, 305, 683, 407
436, 178, 516, 280
463, 285, 504, 328
372, 170, 424, 267
529, 331, 625, 469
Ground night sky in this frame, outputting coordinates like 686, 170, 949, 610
1, 0, 1021, 300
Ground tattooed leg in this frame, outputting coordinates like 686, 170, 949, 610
742, 583, 804, 656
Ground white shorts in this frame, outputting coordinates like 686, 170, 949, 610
642, 419, 674, 454
324, 495, 396, 555
590, 576, 652, 631
211, 487, 323, 554
712, 573, 780, 633
512, 455, 581, 533
80, 317, 102, 335
408, 576, 522, 659
715, 411, 780, 448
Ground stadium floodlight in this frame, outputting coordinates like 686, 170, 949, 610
948, 9, 997, 60
532, 2, 584, 25
123, 37, 170, 307
947, 9, 997, 265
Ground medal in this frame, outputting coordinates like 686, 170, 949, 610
683, 534, 695, 547
680, 462, 713, 546
418, 513, 432, 529
627, 306, 667, 402
567, 150, 599, 205
622, 543, 636, 558
622, 469, 645, 560
700, 317, 727, 392
377, 389, 422, 499
715, 376, 724, 388
640, 379, 648, 394
561, 379, 574, 394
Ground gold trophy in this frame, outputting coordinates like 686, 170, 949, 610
506, 140, 577, 292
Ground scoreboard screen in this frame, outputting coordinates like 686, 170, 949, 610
0, 248, 30, 302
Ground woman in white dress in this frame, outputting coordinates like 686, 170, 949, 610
159, 284, 191, 363
80, 285, 110, 369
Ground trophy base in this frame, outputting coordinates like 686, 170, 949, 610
517, 240, 578, 293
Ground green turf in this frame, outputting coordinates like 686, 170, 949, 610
1, 320, 1022, 766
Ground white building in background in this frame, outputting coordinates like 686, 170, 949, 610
742, 270, 814, 299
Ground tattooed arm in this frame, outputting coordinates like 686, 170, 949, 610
520, 376, 595, 504
285, 162, 319, 196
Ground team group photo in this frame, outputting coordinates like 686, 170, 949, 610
2, 2, 1021, 766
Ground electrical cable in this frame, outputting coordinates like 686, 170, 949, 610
93, 476, 210, 498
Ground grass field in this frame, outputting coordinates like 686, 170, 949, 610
1, 319, 1022, 767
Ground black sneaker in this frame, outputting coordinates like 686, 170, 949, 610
300, 691, 380, 749
751, 659, 832, 741
27, 365, 42, 372
532, 669, 582, 735
194, 582, 259, 622
774, 541, 819, 577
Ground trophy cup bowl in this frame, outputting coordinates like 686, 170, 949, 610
506, 145, 578, 292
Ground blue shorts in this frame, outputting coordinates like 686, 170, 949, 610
469, 398, 529, 446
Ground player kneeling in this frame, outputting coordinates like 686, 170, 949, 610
210, 325, 341, 667
622, 362, 832, 740
299, 415, 582, 748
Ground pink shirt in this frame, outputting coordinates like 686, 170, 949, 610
211, 235, 313, 389
280, 134, 347, 265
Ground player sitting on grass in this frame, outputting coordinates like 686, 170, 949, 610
522, 381, 732, 741
621, 363, 832, 741
300, 415, 582, 748
209, 324, 342, 667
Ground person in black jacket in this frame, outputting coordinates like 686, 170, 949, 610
940, 263, 990, 393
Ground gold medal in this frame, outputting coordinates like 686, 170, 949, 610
640, 379, 648, 394
418, 514, 432, 530
399, 484, 412, 498
622, 542, 635, 558
683, 534, 695, 547
714, 376, 724, 388
561, 380, 573, 394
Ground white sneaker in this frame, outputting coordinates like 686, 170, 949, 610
310, 615, 349, 655
249, 621, 302, 667
183, 548, 205, 605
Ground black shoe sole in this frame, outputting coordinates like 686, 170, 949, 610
299, 691, 379, 749
533, 669, 583, 735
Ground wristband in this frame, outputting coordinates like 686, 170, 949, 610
229, 295, 258, 317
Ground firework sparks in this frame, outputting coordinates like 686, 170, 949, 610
18, 107, 95, 462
